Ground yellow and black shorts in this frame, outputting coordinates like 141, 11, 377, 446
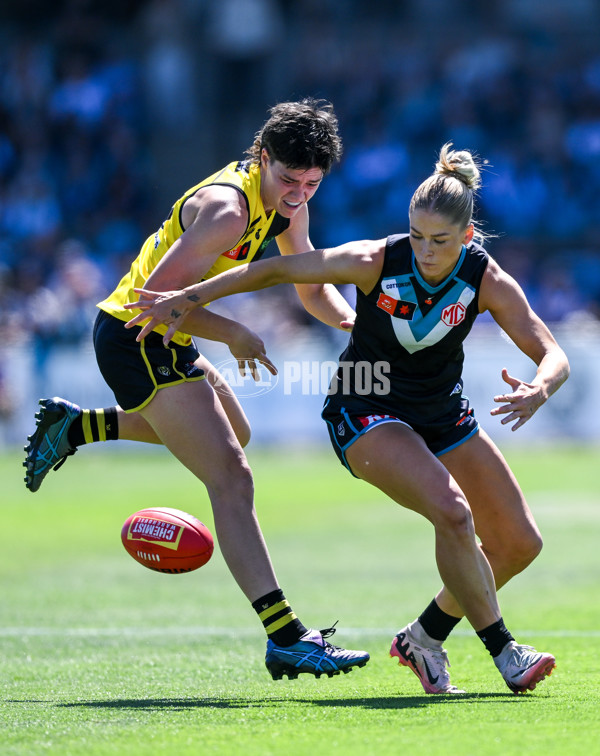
93, 309, 205, 412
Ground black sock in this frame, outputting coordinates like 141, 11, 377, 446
68, 407, 119, 447
476, 618, 515, 657
418, 598, 462, 643
252, 589, 308, 647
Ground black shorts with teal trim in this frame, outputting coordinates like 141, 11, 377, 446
321, 394, 479, 477
93, 309, 205, 412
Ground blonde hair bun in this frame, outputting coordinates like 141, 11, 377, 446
435, 142, 482, 192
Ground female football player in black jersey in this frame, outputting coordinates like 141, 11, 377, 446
126, 143, 569, 695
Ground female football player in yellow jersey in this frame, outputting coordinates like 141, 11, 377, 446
23, 98, 370, 680
122, 143, 570, 696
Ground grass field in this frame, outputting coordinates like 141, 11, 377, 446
1, 443, 599, 756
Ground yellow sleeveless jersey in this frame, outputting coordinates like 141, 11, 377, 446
97, 160, 290, 346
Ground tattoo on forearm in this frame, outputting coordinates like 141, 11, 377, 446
188, 294, 200, 302
171, 309, 182, 318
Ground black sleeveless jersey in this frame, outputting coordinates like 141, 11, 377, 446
328, 233, 489, 424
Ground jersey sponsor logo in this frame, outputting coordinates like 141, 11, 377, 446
377, 293, 396, 313
223, 241, 251, 261
441, 302, 466, 326
377, 293, 416, 320
239, 217, 262, 244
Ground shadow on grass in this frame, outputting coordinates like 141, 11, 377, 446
19, 692, 520, 710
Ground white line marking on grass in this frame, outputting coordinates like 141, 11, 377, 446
1, 627, 599, 638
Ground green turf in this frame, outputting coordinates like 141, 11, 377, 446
1, 444, 599, 755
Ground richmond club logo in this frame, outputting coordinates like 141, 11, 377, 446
441, 302, 466, 326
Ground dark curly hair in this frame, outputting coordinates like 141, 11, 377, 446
245, 98, 342, 174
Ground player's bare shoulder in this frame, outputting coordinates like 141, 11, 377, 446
479, 255, 520, 311
182, 183, 249, 235
479, 254, 529, 318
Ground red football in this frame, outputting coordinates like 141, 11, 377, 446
121, 507, 214, 574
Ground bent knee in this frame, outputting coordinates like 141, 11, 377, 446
208, 456, 254, 503
486, 528, 543, 577
527, 529, 543, 560
227, 459, 254, 497
433, 495, 475, 536
510, 530, 543, 572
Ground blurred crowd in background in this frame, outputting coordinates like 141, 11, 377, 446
1, 0, 600, 423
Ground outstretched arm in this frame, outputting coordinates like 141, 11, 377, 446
480, 259, 570, 431
125, 240, 384, 345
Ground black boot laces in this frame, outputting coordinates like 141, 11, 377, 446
319, 621, 341, 649
53, 447, 77, 471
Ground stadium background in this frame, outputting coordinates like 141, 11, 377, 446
0, 0, 599, 448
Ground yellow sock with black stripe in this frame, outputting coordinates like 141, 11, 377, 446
67, 408, 119, 447
252, 589, 308, 647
